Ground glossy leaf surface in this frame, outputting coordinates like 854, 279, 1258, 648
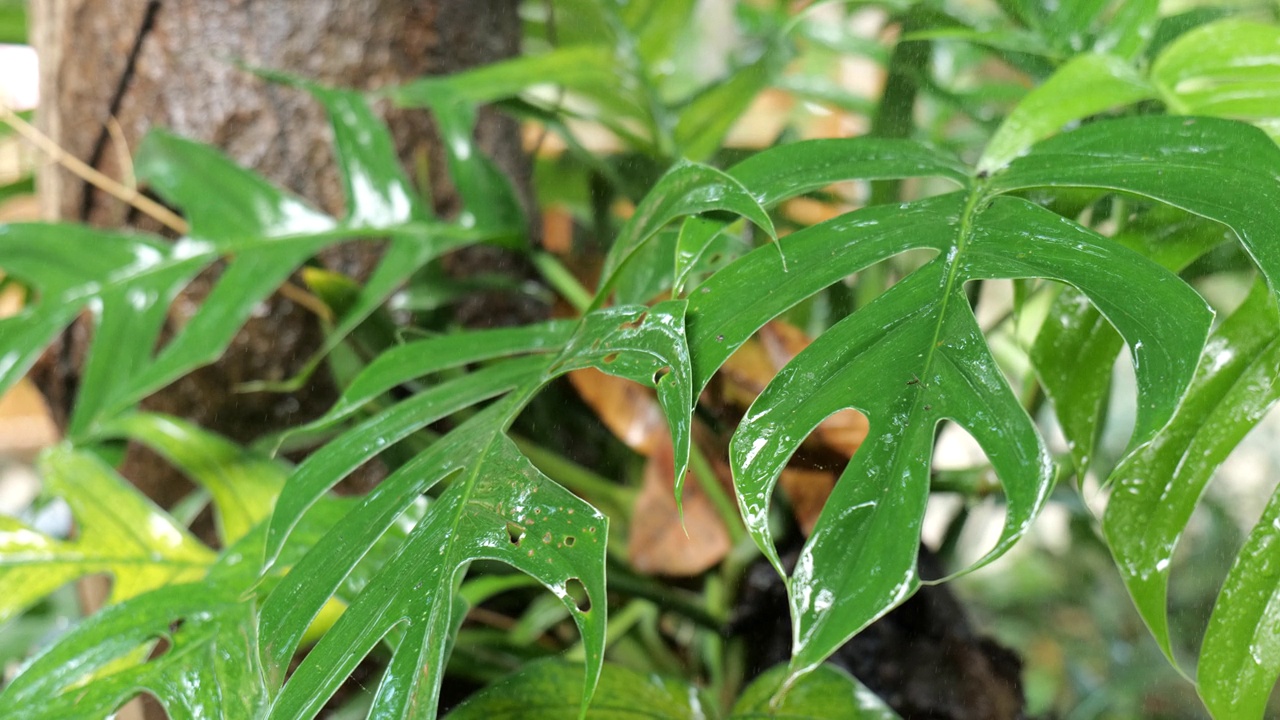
674, 137, 969, 293
1152, 19, 1280, 125
1200, 478, 1280, 719
268, 412, 608, 720
732, 664, 900, 719
0, 583, 265, 720
0, 446, 212, 625
992, 116, 1280, 304
682, 111, 1235, 677
1104, 280, 1280, 668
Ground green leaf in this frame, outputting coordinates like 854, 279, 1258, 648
94, 413, 286, 545
674, 137, 970, 293
0, 583, 266, 720
1104, 279, 1280, 668
731, 663, 900, 719
445, 658, 707, 720
690, 180, 1209, 675
673, 40, 787, 161
286, 321, 574, 439
600, 160, 776, 300
978, 53, 1155, 173
548, 301, 693, 504
265, 405, 608, 720
1092, 0, 1158, 60
390, 45, 650, 149
992, 115, 1280, 308
1031, 210, 1233, 473
1200, 477, 1280, 719
0, 84, 481, 437
0, 446, 213, 625
264, 356, 552, 567
1152, 19, 1280, 121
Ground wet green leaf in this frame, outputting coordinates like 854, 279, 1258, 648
1032, 211, 1232, 473
445, 658, 707, 720
979, 53, 1155, 173
992, 115, 1280, 307
674, 137, 969, 293
264, 403, 608, 720
732, 664, 899, 719
0, 446, 213, 625
264, 356, 552, 567
601, 160, 776, 300
1152, 19, 1280, 123
548, 300, 692, 504
0, 583, 266, 720
690, 184, 1207, 675
1200, 475, 1280, 719
1104, 280, 1280, 667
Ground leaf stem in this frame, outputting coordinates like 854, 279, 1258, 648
688, 442, 747, 547
531, 251, 592, 314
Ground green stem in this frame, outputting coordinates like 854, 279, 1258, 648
607, 560, 724, 630
531, 251, 592, 314
688, 443, 747, 546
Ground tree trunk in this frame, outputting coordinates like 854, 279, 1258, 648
29, 2, 525, 717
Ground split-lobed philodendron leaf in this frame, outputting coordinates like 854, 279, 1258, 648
0, 84, 483, 439
261, 302, 696, 719
0, 446, 213, 625
1103, 279, 1280, 717
679, 111, 1280, 682
0, 582, 267, 720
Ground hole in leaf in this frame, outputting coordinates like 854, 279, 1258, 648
148, 633, 174, 661
618, 312, 647, 331
602, 352, 620, 364
653, 366, 671, 386
565, 577, 591, 613
506, 522, 526, 546
564, 535, 576, 547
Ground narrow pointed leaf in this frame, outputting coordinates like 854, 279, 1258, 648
135, 131, 336, 244
1104, 279, 1280, 665
978, 53, 1155, 173
264, 356, 550, 566
293, 321, 574, 436
1200, 476, 1280, 720
600, 161, 776, 298
268, 417, 607, 720
991, 115, 1280, 303
674, 138, 970, 293
95, 413, 286, 545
